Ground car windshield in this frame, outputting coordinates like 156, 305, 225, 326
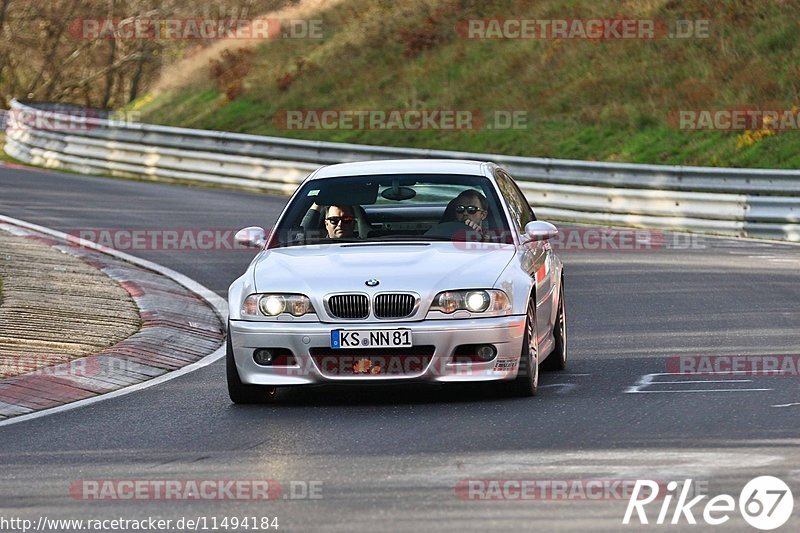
270, 173, 513, 248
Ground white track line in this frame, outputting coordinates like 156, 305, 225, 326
628, 389, 772, 394
665, 379, 753, 383
0, 214, 229, 428
625, 372, 773, 394
540, 384, 577, 394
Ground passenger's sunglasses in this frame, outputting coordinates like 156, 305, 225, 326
326, 216, 355, 226
455, 205, 485, 215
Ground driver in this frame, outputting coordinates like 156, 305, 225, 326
426, 189, 489, 238
446, 189, 488, 232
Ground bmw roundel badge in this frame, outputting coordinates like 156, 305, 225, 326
365, 279, 380, 287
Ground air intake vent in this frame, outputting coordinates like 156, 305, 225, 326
328, 294, 369, 319
374, 293, 416, 318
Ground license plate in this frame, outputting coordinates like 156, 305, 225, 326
331, 329, 412, 349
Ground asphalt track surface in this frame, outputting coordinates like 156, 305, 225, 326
1, 165, 799, 531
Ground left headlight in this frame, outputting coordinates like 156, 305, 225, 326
429, 289, 510, 315
242, 293, 315, 317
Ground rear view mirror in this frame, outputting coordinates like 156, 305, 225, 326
380, 179, 416, 201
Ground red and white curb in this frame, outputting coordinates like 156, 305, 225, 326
0, 215, 228, 427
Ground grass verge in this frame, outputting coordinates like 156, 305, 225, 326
130, 0, 800, 169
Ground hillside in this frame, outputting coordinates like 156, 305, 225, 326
133, 0, 800, 169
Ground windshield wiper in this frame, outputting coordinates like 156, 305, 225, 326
274, 235, 457, 248
363, 235, 453, 242
275, 237, 368, 247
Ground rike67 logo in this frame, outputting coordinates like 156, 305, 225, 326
623, 477, 794, 530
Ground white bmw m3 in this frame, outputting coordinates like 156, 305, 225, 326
227, 159, 566, 403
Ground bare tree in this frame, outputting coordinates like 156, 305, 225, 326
0, 0, 296, 109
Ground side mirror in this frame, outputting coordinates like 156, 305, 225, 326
235, 226, 267, 248
522, 220, 558, 243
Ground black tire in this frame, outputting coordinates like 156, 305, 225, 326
511, 298, 539, 397
542, 276, 567, 371
226, 327, 278, 404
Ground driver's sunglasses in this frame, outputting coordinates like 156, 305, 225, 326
455, 205, 485, 215
326, 216, 355, 226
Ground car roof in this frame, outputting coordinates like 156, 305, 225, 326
309, 159, 494, 180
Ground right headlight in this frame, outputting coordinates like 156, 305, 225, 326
428, 289, 510, 316
242, 293, 315, 317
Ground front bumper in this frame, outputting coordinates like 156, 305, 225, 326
229, 315, 526, 385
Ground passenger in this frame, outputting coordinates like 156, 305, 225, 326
324, 205, 356, 239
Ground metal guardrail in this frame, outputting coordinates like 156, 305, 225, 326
4, 100, 799, 241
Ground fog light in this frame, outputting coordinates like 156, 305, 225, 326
476, 345, 497, 362
253, 349, 274, 366
452, 344, 499, 364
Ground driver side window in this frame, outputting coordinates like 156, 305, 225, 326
495, 170, 534, 232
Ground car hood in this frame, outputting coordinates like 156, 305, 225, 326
253, 242, 516, 296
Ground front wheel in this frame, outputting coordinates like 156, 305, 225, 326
226, 327, 278, 404
542, 276, 567, 371
511, 298, 539, 397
